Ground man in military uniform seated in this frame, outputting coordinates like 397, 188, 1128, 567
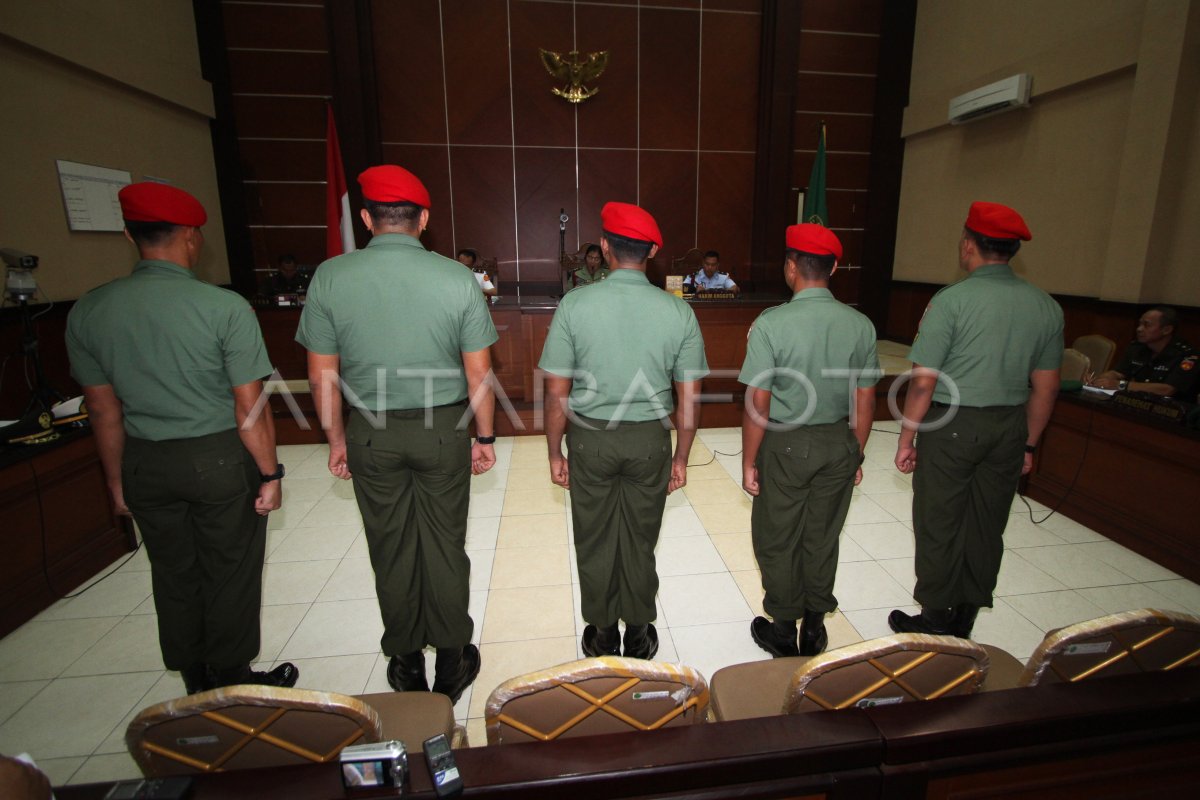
684, 250, 740, 295
1088, 306, 1198, 401
263, 253, 311, 295
572, 243, 610, 287
456, 248, 497, 297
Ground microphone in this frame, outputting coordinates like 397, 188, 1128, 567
559, 208, 568, 232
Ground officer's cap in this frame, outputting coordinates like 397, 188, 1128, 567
965, 201, 1031, 241
118, 182, 207, 227
601, 202, 662, 247
786, 223, 842, 260
358, 165, 431, 208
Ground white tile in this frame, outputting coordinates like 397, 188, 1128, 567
63, 615, 165, 677
30, 756, 85, 787
657, 573, 752, 627
288, 653, 378, 696
469, 549, 495, 591
1075, 583, 1187, 616
836, 532, 873, 563
93, 670, 182, 755
68, 751, 143, 785
876, 557, 916, 595
296, 494, 363, 528
832, 561, 913, 611
659, 505, 708, 538
258, 603, 311, 663
856, 471, 912, 496
655, 535, 729, 577
992, 551, 1069, 596
1016, 545, 1138, 589
468, 590, 488, 646
465, 516, 501, 551
867, 491, 913, 522
1001, 515, 1067, 549
843, 607, 916, 641
317, 558, 379, 602
1144, 580, 1200, 616
1004, 590, 1108, 633
0, 672, 159, 759
0, 680, 48, 726
844, 521, 915, 560
278, 599, 385, 660
269, 476, 336, 530
36, 571, 153, 621
268, 524, 360, 562
1011, 493, 1051, 514
288, 449, 340, 479
114, 544, 152, 573
0, 617, 120, 682
262, 560, 338, 605
970, 600, 1045, 661
1073, 542, 1181, 583
1035, 513, 1108, 543
670, 620, 771, 680
843, 495, 894, 525
470, 466, 508, 493
468, 489, 506, 518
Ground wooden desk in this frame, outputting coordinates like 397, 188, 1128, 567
1024, 392, 1200, 583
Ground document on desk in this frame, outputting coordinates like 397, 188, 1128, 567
1081, 385, 1118, 397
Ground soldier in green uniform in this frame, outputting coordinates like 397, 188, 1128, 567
540, 202, 708, 659
572, 243, 610, 287
739, 224, 880, 657
66, 182, 297, 695
297, 165, 497, 703
889, 202, 1062, 638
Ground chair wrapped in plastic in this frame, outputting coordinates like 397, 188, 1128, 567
710, 633, 990, 722
1071, 334, 1117, 374
986, 607, 1200, 690
126, 685, 463, 777
484, 656, 709, 745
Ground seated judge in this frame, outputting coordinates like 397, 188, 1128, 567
1089, 306, 1199, 400
573, 243, 610, 286
263, 253, 310, 295
684, 250, 740, 295
456, 248, 497, 297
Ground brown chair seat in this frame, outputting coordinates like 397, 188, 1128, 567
984, 608, 1200, 691
710, 633, 991, 722
484, 656, 709, 745
127, 685, 463, 778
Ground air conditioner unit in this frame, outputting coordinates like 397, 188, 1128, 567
948, 74, 1032, 125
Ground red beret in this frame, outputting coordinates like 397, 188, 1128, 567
118, 182, 207, 227
601, 202, 662, 247
785, 223, 842, 260
964, 201, 1031, 241
358, 165, 431, 208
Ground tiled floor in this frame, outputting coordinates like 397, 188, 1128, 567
3, 424, 1199, 787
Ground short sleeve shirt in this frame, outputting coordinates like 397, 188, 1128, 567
573, 266, 610, 287
66, 260, 272, 441
739, 288, 881, 425
1113, 337, 1200, 400
539, 269, 709, 421
909, 263, 1064, 406
296, 234, 498, 411
689, 270, 737, 290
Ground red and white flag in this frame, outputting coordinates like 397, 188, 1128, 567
325, 104, 355, 258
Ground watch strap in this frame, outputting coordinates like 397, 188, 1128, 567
476, 435, 496, 445
261, 463, 285, 482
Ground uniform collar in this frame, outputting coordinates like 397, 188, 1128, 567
366, 232, 424, 249
606, 268, 650, 284
790, 287, 834, 301
969, 263, 1015, 279
133, 259, 197, 279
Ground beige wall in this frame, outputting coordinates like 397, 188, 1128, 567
0, 1, 227, 300
895, 0, 1200, 306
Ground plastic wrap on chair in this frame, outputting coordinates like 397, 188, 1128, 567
1020, 608, 1200, 687
126, 685, 382, 777
484, 656, 709, 745
783, 633, 989, 714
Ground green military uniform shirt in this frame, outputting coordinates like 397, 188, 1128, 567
739, 288, 881, 424
539, 269, 709, 421
296, 234, 498, 411
910, 263, 1063, 406
66, 259, 273, 440
573, 266, 610, 286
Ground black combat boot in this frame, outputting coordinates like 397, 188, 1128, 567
750, 617, 800, 658
887, 607, 955, 635
622, 624, 659, 659
952, 604, 980, 639
581, 623, 621, 657
387, 651, 429, 692
181, 664, 211, 695
798, 610, 828, 656
431, 645, 481, 704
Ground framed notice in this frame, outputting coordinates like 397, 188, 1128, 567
56, 160, 132, 232
665, 275, 684, 297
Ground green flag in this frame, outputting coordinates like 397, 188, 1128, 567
802, 123, 828, 226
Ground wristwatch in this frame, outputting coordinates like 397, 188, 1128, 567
1118, 380, 1128, 390
476, 435, 496, 445
260, 463, 285, 483
1024, 444, 1037, 454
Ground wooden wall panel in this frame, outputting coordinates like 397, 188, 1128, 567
510, 0, 575, 148
574, 2, 639, 149
795, 111, 874, 152
441, 0, 514, 145
221, 2, 328, 50
449, 145, 518, 269
639, 8, 701, 151
514, 146, 577, 284
243, 183, 324, 227
794, 151, 872, 191
231, 95, 326, 139
373, 0, 447, 144
795, 72, 877, 114
379, 143, 454, 254
249, 229, 325, 274
237, 140, 324, 181
226, 50, 332, 95
797, 30, 880, 74
640, 150, 699, 281
699, 10, 761, 152
577, 148, 640, 240
696, 152, 756, 279
799, 0, 885, 34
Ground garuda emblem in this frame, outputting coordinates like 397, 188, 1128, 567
539, 48, 609, 104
